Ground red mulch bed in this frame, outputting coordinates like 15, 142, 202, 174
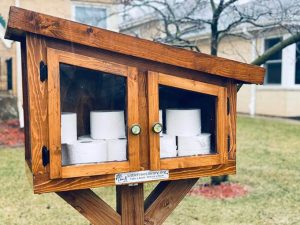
0, 119, 24, 147
188, 183, 248, 199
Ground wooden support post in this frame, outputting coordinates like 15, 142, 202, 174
116, 184, 144, 225
57, 179, 198, 225
144, 179, 198, 225
57, 189, 121, 225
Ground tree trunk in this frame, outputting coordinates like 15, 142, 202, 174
210, 9, 229, 185
210, 20, 219, 56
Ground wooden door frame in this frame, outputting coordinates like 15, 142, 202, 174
148, 71, 228, 171
47, 48, 140, 179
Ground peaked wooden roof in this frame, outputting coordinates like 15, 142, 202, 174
5, 6, 265, 84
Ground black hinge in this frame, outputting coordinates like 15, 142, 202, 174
227, 97, 230, 115
40, 61, 48, 82
42, 146, 50, 167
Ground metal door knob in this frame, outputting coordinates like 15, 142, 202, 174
152, 123, 163, 134
131, 124, 141, 135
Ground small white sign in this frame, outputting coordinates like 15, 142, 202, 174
115, 170, 169, 185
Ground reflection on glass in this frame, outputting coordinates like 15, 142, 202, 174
159, 85, 217, 158
59, 63, 127, 166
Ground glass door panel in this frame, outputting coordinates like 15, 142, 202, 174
159, 85, 217, 157
60, 63, 127, 166
148, 71, 227, 170
47, 48, 139, 179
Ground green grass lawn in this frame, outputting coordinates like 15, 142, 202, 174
0, 116, 300, 225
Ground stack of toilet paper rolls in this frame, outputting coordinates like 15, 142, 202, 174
62, 109, 211, 164
159, 110, 177, 158
61, 110, 127, 166
165, 109, 211, 157
160, 135, 177, 158
90, 110, 127, 162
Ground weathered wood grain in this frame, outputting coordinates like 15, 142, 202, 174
144, 182, 169, 211
127, 66, 141, 171
159, 73, 220, 96
26, 33, 48, 175
144, 179, 198, 225
21, 39, 31, 165
6, 7, 265, 84
217, 87, 228, 164
33, 160, 235, 194
47, 48, 62, 179
46, 38, 227, 87
49, 48, 129, 77
57, 189, 121, 225
160, 155, 222, 170
228, 81, 237, 160
138, 70, 150, 170
61, 161, 130, 179
116, 184, 144, 225
147, 71, 160, 170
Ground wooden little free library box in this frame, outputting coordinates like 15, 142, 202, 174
6, 7, 265, 194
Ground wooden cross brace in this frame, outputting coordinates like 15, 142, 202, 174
57, 178, 198, 225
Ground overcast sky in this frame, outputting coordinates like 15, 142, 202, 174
237, 0, 251, 4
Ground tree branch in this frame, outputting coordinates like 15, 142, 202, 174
252, 32, 300, 66
237, 32, 300, 91
210, 0, 216, 12
223, 0, 238, 10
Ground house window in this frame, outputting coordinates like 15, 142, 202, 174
74, 5, 107, 28
6, 58, 13, 90
295, 42, 300, 84
264, 37, 282, 85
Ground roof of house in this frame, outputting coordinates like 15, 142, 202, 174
5, 6, 264, 84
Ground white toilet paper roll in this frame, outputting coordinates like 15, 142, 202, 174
166, 109, 201, 136
90, 110, 126, 139
178, 133, 211, 156
78, 135, 93, 141
61, 112, 77, 144
107, 139, 127, 161
160, 151, 178, 158
61, 144, 69, 166
66, 140, 107, 165
160, 135, 177, 158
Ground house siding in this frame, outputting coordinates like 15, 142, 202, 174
0, 0, 119, 96
121, 19, 300, 117
0, 0, 72, 96
0, 0, 16, 95
218, 36, 300, 117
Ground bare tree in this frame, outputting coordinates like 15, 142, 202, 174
120, 0, 300, 184
121, 0, 300, 58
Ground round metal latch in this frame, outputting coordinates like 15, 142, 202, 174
152, 123, 163, 134
131, 124, 141, 135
